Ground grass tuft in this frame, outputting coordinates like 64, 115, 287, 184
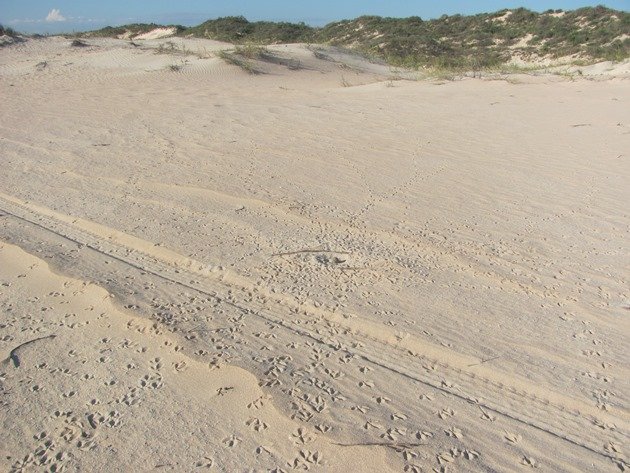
217, 50, 264, 74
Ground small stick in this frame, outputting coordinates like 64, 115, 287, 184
468, 355, 501, 367
272, 249, 350, 257
7, 335, 57, 368
332, 442, 427, 449
571, 123, 591, 127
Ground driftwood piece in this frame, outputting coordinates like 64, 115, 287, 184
272, 248, 350, 257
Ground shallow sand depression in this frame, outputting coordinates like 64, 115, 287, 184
0, 37, 629, 472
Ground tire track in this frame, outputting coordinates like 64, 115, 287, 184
0, 192, 626, 466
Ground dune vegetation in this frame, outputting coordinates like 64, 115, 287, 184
69, 6, 630, 68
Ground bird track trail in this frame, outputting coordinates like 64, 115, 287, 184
0, 191, 627, 467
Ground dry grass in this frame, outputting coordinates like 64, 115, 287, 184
217, 44, 302, 74
217, 50, 264, 74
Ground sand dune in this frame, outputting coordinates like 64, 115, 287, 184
0, 37, 628, 472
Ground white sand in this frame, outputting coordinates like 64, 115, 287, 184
133, 27, 177, 41
0, 37, 629, 472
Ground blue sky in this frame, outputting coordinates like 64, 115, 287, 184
2, 0, 628, 33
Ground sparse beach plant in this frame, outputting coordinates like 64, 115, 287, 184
218, 50, 263, 74
70, 39, 89, 47
234, 44, 268, 59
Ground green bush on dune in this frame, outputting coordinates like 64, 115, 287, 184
184, 16, 315, 44
313, 6, 629, 67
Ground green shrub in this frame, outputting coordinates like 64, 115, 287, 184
185, 17, 314, 44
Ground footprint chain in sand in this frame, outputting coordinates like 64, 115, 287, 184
0, 192, 626, 465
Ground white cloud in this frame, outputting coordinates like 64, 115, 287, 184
46, 8, 66, 22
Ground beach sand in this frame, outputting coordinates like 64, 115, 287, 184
0, 36, 628, 472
